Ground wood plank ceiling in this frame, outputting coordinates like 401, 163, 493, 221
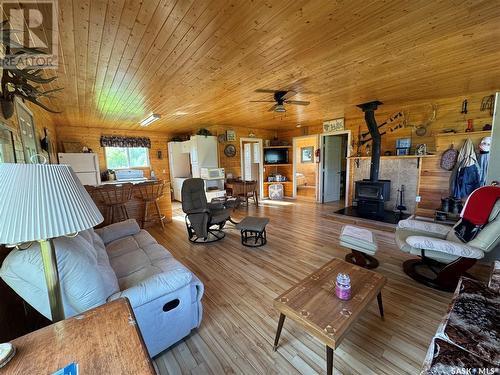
15, 0, 500, 132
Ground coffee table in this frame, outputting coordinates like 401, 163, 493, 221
273, 258, 386, 375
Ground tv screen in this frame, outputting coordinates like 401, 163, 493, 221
264, 148, 288, 164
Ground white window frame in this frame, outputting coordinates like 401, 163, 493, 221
104, 146, 150, 169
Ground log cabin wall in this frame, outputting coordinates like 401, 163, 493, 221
277, 90, 495, 216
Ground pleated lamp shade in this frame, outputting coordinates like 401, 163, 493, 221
0, 163, 104, 245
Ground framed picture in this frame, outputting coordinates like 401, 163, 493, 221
226, 129, 236, 142
301, 146, 314, 163
323, 118, 344, 133
415, 144, 427, 155
0, 123, 16, 163
16, 100, 38, 163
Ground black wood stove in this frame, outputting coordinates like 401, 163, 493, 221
354, 101, 391, 217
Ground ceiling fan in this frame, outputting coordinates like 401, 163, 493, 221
250, 89, 310, 112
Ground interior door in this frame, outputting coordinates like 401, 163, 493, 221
323, 135, 342, 202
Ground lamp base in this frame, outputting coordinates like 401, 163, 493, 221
39, 239, 65, 322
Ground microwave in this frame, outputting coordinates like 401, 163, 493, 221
200, 167, 225, 179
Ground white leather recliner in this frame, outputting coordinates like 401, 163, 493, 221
0, 219, 204, 357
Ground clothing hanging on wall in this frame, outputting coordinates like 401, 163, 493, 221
450, 138, 480, 199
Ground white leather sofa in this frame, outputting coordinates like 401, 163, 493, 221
0, 219, 204, 357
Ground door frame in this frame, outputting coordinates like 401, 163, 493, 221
318, 129, 352, 206
292, 134, 320, 200
239, 137, 264, 198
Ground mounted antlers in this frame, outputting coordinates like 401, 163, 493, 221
0, 20, 62, 118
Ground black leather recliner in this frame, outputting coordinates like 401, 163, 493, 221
181, 178, 232, 243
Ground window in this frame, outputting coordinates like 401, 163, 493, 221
105, 147, 149, 169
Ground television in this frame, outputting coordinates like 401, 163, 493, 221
264, 148, 288, 164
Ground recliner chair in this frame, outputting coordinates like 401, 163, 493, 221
396, 186, 500, 292
182, 178, 232, 243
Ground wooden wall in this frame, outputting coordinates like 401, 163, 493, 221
277, 90, 495, 215
2, 101, 58, 164
56, 126, 173, 221
55, 126, 171, 181
203, 125, 276, 178
295, 136, 318, 186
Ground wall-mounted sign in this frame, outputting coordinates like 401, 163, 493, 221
226, 129, 236, 142
323, 118, 344, 133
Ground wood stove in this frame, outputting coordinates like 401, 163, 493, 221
354, 101, 391, 217
354, 179, 391, 216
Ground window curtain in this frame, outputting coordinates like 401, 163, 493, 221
100, 135, 151, 148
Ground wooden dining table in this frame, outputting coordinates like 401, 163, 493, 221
224, 180, 258, 206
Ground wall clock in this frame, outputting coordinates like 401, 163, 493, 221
224, 144, 236, 157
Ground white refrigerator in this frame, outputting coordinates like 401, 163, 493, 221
58, 153, 101, 186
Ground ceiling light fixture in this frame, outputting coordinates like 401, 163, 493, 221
274, 104, 286, 113
140, 114, 161, 126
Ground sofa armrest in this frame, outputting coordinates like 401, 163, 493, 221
398, 219, 451, 238
108, 269, 193, 308
406, 235, 484, 259
95, 219, 141, 245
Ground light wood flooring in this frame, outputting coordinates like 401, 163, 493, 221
149, 199, 487, 375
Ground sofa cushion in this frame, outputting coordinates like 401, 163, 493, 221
104, 229, 192, 298
95, 219, 141, 245
0, 232, 119, 320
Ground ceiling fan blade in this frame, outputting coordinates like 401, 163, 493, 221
268, 104, 278, 112
285, 100, 310, 106
282, 90, 297, 100
255, 89, 278, 93
249, 100, 277, 103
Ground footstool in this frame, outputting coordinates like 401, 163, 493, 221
236, 216, 270, 247
340, 225, 379, 269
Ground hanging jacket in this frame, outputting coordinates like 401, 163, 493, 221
450, 138, 480, 199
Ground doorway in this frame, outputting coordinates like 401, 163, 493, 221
293, 135, 319, 201
240, 138, 264, 198
321, 133, 349, 205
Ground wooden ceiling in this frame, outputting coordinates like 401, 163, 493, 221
20, 0, 500, 132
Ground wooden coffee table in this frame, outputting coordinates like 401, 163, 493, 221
273, 258, 386, 375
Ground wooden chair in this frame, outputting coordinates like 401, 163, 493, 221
239, 180, 258, 207
135, 180, 167, 229
90, 183, 134, 226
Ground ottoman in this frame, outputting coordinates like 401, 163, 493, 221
340, 225, 379, 269
236, 216, 270, 247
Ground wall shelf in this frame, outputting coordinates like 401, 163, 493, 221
347, 155, 434, 160
264, 181, 292, 185
264, 163, 292, 166
434, 130, 491, 138
263, 145, 292, 149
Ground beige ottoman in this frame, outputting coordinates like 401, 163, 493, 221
340, 225, 379, 269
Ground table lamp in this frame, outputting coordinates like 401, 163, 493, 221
0, 163, 103, 321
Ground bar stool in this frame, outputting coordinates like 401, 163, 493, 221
92, 183, 134, 226
135, 180, 167, 229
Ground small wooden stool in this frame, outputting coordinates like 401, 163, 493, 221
135, 180, 166, 229
340, 225, 379, 269
91, 183, 133, 226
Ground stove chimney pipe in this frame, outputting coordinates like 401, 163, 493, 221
356, 100, 383, 181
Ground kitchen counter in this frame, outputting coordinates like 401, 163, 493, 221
86, 180, 172, 227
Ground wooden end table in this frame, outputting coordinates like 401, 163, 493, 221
273, 258, 386, 375
3, 298, 155, 374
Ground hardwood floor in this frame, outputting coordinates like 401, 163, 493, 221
149, 199, 487, 375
